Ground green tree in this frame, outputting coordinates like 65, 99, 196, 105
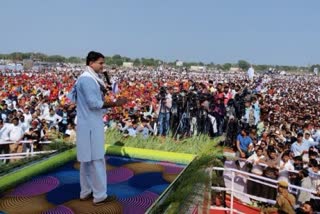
141, 58, 157, 66
47, 55, 66, 63
112, 54, 122, 60
222, 63, 232, 71
122, 57, 131, 62
133, 58, 141, 66
112, 54, 123, 66
104, 56, 113, 65
238, 60, 250, 71
21, 52, 32, 60
67, 56, 82, 64
0, 54, 8, 60
207, 62, 215, 68
255, 64, 268, 71
215, 64, 223, 70
310, 64, 320, 72
33, 53, 48, 61
9, 52, 24, 61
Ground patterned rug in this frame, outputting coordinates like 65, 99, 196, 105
0, 155, 185, 214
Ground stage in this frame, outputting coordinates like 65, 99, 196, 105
0, 155, 186, 214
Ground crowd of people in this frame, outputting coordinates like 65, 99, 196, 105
1, 64, 320, 212
0, 69, 78, 159
229, 74, 320, 212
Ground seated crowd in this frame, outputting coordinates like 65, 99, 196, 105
1, 66, 320, 212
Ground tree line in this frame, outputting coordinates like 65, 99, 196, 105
0, 52, 311, 72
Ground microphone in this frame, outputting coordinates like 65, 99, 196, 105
103, 71, 112, 91
103, 71, 112, 85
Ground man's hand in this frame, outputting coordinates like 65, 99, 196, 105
240, 152, 246, 158
102, 97, 128, 108
115, 98, 128, 106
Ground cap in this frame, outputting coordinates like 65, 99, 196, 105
304, 131, 311, 135
31, 120, 39, 126
278, 180, 289, 188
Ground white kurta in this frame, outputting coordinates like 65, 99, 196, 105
247, 67, 254, 80
75, 72, 105, 162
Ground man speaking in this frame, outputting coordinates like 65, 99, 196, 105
74, 51, 127, 206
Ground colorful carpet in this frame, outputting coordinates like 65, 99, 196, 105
0, 155, 185, 214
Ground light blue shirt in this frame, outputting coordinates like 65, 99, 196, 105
121, 125, 137, 137
291, 140, 318, 157
75, 71, 106, 162
312, 130, 320, 143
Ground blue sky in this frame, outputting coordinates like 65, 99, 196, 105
1, 0, 319, 66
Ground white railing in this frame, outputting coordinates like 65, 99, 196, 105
0, 150, 57, 160
0, 140, 53, 160
211, 166, 320, 214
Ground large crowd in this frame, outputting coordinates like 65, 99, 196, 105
0, 65, 320, 212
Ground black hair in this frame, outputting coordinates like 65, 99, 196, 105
302, 201, 313, 211
281, 150, 290, 158
309, 159, 318, 168
309, 150, 318, 158
301, 168, 309, 178
268, 148, 276, 155
293, 155, 303, 162
241, 128, 249, 135
86, 51, 105, 66
256, 146, 263, 152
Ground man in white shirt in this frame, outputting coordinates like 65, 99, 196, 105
19, 115, 29, 133
247, 146, 265, 175
308, 159, 320, 191
303, 131, 315, 144
7, 117, 24, 155
0, 118, 10, 140
65, 123, 76, 144
44, 108, 62, 129
297, 169, 313, 205
246, 146, 265, 198
247, 65, 254, 81
23, 107, 32, 125
38, 100, 50, 117
0, 118, 10, 155
278, 151, 295, 183
42, 86, 51, 97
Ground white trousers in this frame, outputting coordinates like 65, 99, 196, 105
80, 158, 107, 203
